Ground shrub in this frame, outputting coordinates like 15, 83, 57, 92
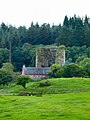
39, 80, 51, 87
55, 67, 64, 78
48, 63, 87, 78
48, 72, 54, 78
79, 58, 90, 77
83, 64, 90, 77
48, 64, 61, 78
16, 76, 32, 88
51, 64, 61, 72
1, 62, 18, 81
63, 64, 85, 77
1, 63, 14, 71
0, 70, 13, 85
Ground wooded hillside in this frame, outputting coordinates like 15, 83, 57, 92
0, 15, 90, 71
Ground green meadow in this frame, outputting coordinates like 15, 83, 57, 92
0, 78, 90, 120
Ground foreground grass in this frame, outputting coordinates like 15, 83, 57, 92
0, 78, 90, 120
0, 92, 90, 120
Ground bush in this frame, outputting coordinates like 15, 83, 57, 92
0, 70, 13, 85
48, 64, 62, 78
48, 63, 87, 78
83, 64, 90, 77
63, 64, 85, 77
39, 80, 51, 87
16, 76, 32, 88
79, 58, 90, 77
1, 62, 18, 81
48, 72, 54, 78
55, 67, 64, 78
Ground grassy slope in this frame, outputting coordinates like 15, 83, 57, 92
0, 78, 90, 120
0, 78, 90, 95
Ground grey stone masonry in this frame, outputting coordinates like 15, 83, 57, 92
55, 45, 65, 65
36, 48, 57, 67
36, 45, 65, 67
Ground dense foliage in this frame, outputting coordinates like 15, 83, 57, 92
0, 69, 12, 85
63, 64, 86, 77
48, 58, 89, 78
0, 15, 90, 71
79, 58, 90, 77
16, 75, 32, 88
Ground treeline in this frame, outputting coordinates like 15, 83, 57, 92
0, 15, 90, 71
0, 15, 90, 47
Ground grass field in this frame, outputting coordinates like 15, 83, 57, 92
0, 92, 90, 120
0, 78, 90, 95
0, 78, 90, 120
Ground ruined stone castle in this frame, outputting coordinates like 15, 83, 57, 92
22, 45, 65, 80
36, 45, 65, 67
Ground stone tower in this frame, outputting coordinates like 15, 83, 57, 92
55, 45, 65, 65
36, 45, 65, 67
36, 48, 49, 67
36, 47, 57, 67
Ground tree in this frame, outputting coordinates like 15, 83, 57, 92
1, 62, 18, 81
22, 43, 36, 67
56, 26, 73, 46
63, 15, 69, 27
84, 25, 90, 46
84, 15, 89, 25
48, 64, 61, 78
83, 63, 90, 77
76, 55, 87, 64
55, 66, 64, 78
1, 62, 14, 71
0, 69, 12, 85
39, 23, 52, 45
7, 25, 19, 63
12, 44, 36, 71
72, 25, 85, 46
16, 76, 32, 88
18, 26, 27, 46
0, 48, 9, 67
63, 64, 85, 77
12, 47, 26, 71
79, 58, 90, 77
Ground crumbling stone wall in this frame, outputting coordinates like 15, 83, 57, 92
36, 45, 65, 67
55, 45, 65, 65
36, 48, 57, 67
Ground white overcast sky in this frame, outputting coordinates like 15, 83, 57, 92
0, 0, 90, 27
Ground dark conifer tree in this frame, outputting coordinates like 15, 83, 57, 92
63, 15, 69, 27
